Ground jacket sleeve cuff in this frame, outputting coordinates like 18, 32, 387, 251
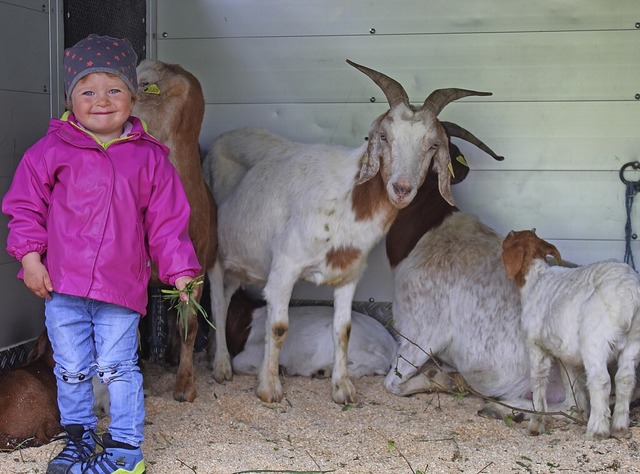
13, 243, 46, 262
167, 270, 200, 287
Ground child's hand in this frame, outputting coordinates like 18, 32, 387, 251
175, 275, 201, 303
21, 252, 53, 299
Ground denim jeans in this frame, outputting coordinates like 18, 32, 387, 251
45, 292, 144, 447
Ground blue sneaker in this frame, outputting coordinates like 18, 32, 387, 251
46, 424, 96, 474
69, 433, 145, 474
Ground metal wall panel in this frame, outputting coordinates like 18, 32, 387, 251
0, 2, 54, 351
152, 1, 640, 302
198, 101, 640, 171
0, 3, 50, 94
157, 30, 638, 103
155, 0, 637, 37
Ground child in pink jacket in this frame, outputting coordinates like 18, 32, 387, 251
2, 34, 201, 474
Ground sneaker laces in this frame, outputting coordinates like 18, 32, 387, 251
76, 446, 125, 473
48, 429, 99, 464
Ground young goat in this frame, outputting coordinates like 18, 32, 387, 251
502, 229, 640, 439
133, 60, 217, 402
204, 59, 494, 403
226, 290, 397, 378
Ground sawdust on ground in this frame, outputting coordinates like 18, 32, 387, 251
2, 357, 640, 474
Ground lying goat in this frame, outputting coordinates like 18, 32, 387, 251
226, 290, 396, 377
134, 60, 217, 402
383, 137, 567, 417
0, 330, 59, 449
0, 330, 114, 450
205, 59, 493, 403
502, 229, 640, 439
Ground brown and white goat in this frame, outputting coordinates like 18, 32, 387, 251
204, 59, 493, 403
383, 135, 569, 417
0, 330, 59, 449
503, 230, 640, 439
133, 60, 217, 402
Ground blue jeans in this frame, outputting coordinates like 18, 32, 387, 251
45, 293, 144, 447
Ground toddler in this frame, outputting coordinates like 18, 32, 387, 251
2, 34, 201, 474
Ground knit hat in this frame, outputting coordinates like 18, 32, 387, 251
63, 34, 138, 97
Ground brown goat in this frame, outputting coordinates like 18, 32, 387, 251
133, 60, 217, 402
0, 330, 60, 450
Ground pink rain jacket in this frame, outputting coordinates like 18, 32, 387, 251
2, 113, 201, 315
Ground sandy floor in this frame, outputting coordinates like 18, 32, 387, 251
2, 358, 640, 474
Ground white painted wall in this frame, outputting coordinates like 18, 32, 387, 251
152, 0, 640, 303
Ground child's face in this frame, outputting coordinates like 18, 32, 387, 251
69, 72, 134, 143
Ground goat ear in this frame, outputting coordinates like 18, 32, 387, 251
357, 117, 384, 184
545, 242, 562, 265
433, 143, 455, 206
356, 138, 381, 184
27, 329, 49, 363
502, 246, 524, 281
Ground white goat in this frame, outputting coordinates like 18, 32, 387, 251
383, 141, 568, 416
386, 213, 527, 397
232, 303, 397, 378
204, 59, 493, 403
502, 229, 640, 439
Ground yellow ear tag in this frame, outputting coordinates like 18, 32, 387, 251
456, 155, 469, 167
448, 162, 455, 178
143, 83, 161, 95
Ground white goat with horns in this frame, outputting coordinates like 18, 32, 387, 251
204, 59, 493, 403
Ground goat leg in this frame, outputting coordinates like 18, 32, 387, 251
173, 309, 199, 402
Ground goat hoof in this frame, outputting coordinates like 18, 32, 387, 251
332, 379, 356, 405
257, 380, 283, 403
173, 376, 197, 403
212, 357, 233, 383
611, 428, 631, 439
477, 405, 504, 421
173, 387, 197, 403
586, 430, 611, 440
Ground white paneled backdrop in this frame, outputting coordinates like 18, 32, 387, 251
152, 0, 640, 303
1, 1, 639, 349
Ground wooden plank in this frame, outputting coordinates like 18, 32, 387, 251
158, 30, 640, 103
198, 102, 640, 172
156, 0, 638, 38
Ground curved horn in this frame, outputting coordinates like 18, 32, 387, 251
346, 59, 409, 108
423, 89, 492, 116
441, 121, 504, 161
